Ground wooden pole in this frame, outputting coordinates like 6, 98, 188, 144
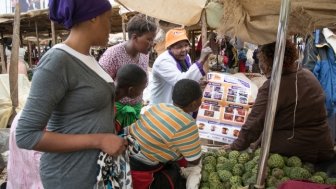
35, 21, 41, 59
191, 30, 195, 62
0, 45, 6, 74
122, 15, 127, 41
51, 21, 56, 46
1, 33, 6, 67
9, 3, 21, 124
28, 41, 32, 67
201, 10, 207, 47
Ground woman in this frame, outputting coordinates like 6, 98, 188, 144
227, 40, 334, 163
15, 1, 127, 188
99, 14, 157, 132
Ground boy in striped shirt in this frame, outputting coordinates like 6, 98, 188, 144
127, 79, 203, 189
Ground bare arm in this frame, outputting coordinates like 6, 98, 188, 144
32, 131, 127, 155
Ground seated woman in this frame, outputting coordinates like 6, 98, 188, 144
227, 40, 334, 163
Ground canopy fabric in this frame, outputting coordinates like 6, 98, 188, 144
218, 0, 336, 45
117, 0, 336, 45
117, 0, 207, 26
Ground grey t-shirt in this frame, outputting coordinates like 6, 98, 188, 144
16, 47, 115, 189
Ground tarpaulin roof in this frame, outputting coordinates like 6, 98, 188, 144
117, 0, 336, 45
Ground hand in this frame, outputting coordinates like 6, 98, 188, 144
99, 134, 128, 156
248, 102, 255, 108
222, 144, 231, 150
199, 42, 213, 64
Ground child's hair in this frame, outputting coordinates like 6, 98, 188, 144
172, 79, 202, 108
116, 64, 147, 88
127, 14, 157, 39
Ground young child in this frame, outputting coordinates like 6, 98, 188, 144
127, 79, 203, 189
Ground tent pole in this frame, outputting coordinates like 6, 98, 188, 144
9, 3, 21, 126
35, 21, 41, 59
1, 32, 6, 67
254, 0, 291, 188
201, 10, 207, 47
51, 21, 56, 46
0, 44, 6, 74
122, 15, 127, 41
28, 41, 32, 67
191, 30, 195, 62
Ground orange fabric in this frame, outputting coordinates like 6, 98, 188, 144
165, 28, 189, 49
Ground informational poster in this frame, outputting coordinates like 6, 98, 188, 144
197, 72, 253, 144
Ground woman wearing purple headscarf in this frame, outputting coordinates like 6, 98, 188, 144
15, 0, 127, 188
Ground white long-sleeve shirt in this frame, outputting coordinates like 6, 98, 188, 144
150, 50, 205, 105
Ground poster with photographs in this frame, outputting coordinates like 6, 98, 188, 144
197, 120, 241, 144
197, 72, 254, 144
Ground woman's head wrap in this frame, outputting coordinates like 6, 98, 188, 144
49, 0, 112, 29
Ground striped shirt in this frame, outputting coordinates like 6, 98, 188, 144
129, 104, 202, 163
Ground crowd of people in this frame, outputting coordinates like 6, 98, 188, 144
2, 0, 336, 188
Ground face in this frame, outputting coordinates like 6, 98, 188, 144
127, 78, 148, 99
132, 31, 156, 54
169, 40, 190, 61
92, 10, 112, 46
190, 97, 202, 112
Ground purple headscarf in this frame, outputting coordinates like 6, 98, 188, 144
49, 0, 112, 29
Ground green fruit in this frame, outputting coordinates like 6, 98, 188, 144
309, 175, 324, 184
232, 164, 244, 176
326, 177, 336, 185
266, 176, 280, 187
229, 150, 240, 160
208, 172, 221, 183
209, 181, 224, 189
204, 163, 216, 172
302, 162, 315, 174
288, 167, 311, 179
203, 156, 217, 165
222, 159, 237, 171
216, 163, 225, 171
254, 148, 261, 157
267, 154, 285, 168
238, 152, 250, 164
230, 175, 242, 186
218, 170, 232, 182
201, 170, 209, 182
286, 156, 302, 167
313, 171, 328, 181
217, 156, 228, 164
216, 149, 227, 157
271, 168, 285, 179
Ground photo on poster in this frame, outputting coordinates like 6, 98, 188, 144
234, 115, 245, 123
204, 110, 215, 117
224, 113, 234, 121
226, 95, 236, 102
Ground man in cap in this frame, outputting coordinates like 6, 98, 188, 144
150, 28, 212, 105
